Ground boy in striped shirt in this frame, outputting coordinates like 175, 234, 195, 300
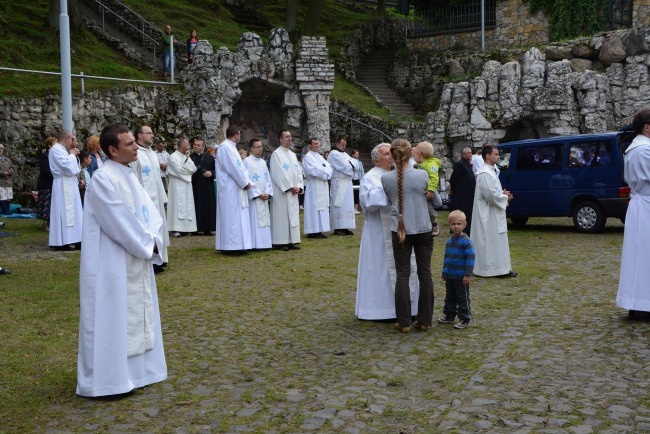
439, 210, 475, 329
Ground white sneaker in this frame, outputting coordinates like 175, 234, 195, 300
354, 210, 361, 215
172, 232, 181, 237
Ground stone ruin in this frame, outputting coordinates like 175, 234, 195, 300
181, 29, 334, 155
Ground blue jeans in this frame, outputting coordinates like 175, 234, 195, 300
162, 51, 171, 74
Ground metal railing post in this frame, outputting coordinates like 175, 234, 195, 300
170, 36, 174, 83
80, 71, 85, 95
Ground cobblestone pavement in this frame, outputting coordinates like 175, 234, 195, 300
17, 219, 650, 433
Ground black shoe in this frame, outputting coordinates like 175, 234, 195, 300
343, 229, 354, 236
222, 250, 247, 256
153, 264, 165, 273
332, 229, 346, 236
307, 233, 319, 239
319, 233, 328, 238
497, 271, 519, 278
288, 244, 301, 250
0, 267, 11, 275
162, 262, 168, 268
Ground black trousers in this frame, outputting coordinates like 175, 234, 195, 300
392, 231, 434, 327
443, 279, 471, 322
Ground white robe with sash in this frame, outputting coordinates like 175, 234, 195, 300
618, 135, 650, 310
215, 139, 253, 251
355, 166, 419, 319
166, 150, 197, 232
48, 142, 83, 246
130, 145, 170, 262
244, 154, 273, 249
77, 160, 166, 397
470, 164, 512, 277
270, 147, 303, 245
328, 149, 356, 230
302, 150, 332, 234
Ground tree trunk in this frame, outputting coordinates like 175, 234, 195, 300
377, 0, 386, 15
286, 0, 297, 32
301, 0, 324, 36
48, 0, 81, 31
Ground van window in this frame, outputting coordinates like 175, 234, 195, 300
498, 147, 511, 170
515, 144, 562, 170
569, 140, 612, 167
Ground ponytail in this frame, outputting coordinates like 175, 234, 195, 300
390, 139, 412, 246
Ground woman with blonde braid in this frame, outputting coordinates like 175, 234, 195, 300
381, 139, 435, 333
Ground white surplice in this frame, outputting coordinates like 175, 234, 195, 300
355, 166, 419, 319
302, 150, 332, 234
244, 154, 273, 249
328, 149, 356, 230
77, 160, 167, 397
470, 164, 512, 277
618, 135, 650, 310
166, 150, 197, 233
215, 139, 252, 251
130, 145, 170, 262
48, 142, 83, 246
270, 147, 303, 245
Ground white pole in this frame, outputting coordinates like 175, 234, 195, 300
481, 0, 485, 51
80, 71, 85, 95
60, 0, 73, 131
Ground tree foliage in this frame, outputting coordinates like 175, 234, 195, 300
526, 0, 608, 40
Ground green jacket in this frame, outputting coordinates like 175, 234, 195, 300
419, 157, 442, 192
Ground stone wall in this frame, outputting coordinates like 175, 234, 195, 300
408, 0, 548, 51
634, 0, 650, 27
423, 26, 650, 174
0, 30, 336, 192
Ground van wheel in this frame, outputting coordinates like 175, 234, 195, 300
573, 201, 606, 233
510, 217, 528, 227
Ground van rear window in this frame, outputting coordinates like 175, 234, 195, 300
569, 140, 612, 167
516, 144, 562, 170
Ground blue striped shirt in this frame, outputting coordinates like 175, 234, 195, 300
442, 233, 475, 280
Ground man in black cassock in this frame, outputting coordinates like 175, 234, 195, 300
190, 137, 216, 235
449, 146, 476, 235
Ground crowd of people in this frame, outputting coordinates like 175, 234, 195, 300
21, 118, 563, 399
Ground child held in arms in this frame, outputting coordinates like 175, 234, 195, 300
413, 141, 442, 236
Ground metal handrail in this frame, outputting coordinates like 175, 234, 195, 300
0, 67, 176, 94
330, 112, 394, 142
86, 0, 161, 65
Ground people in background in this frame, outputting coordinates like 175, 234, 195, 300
187, 29, 198, 64
0, 144, 14, 215
302, 138, 333, 239
85, 135, 106, 178
329, 135, 355, 236
156, 138, 170, 192
244, 138, 274, 250
449, 147, 476, 235
190, 137, 216, 236
166, 138, 197, 237
48, 130, 82, 251
350, 149, 365, 215
77, 151, 91, 205
37, 137, 57, 229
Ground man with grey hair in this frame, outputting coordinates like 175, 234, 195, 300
355, 143, 419, 320
166, 138, 197, 236
302, 138, 332, 239
449, 146, 475, 235
49, 129, 83, 250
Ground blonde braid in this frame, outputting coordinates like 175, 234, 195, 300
390, 139, 412, 245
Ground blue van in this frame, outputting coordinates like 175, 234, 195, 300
496, 131, 633, 233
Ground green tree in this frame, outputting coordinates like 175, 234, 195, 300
526, 0, 607, 40
287, 0, 296, 32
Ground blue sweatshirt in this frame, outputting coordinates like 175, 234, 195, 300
442, 233, 475, 280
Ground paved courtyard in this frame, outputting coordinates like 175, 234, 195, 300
2, 216, 648, 433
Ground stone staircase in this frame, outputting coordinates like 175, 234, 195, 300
356, 48, 416, 116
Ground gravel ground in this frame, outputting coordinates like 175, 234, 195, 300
3, 216, 648, 433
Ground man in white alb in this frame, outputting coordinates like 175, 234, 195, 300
270, 130, 303, 251
302, 137, 332, 239
329, 135, 356, 235
77, 124, 167, 397
155, 138, 170, 192
166, 138, 197, 236
130, 125, 169, 273
244, 138, 274, 250
215, 126, 253, 254
48, 129, 83, 250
